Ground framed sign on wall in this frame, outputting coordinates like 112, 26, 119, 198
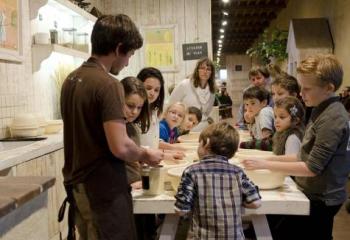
141, 25, 178, 72
0, 0, 23, 62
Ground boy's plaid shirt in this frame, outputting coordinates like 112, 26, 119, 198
175, 155, 261, 239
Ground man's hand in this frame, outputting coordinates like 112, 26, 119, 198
143, 148, 163, 166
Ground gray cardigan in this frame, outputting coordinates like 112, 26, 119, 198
296, 97, 350, 206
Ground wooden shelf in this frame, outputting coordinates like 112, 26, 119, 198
32, 44, 89, 72
29, 0, 97, 22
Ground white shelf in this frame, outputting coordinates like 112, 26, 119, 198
32, 44, 89, 72
29, 0, 97, 22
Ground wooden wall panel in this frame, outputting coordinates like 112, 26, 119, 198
103, 0, 212, 95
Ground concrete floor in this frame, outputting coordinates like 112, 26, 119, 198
333, 181, 350, 240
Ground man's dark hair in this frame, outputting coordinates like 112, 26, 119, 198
91, 14, 143, 55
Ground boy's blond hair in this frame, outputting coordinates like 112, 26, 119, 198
199, 122, 239, 158
297, 54, 343, 91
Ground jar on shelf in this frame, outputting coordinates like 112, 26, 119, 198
61, 28, 77, 48
74, 32, 89, 52
49, 29, 58, 44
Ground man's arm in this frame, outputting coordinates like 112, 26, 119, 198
104, 120, 162, 166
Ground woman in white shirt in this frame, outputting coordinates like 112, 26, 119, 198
168, 58, 216, 131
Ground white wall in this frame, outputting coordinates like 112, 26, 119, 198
103, 0, 212, 98
0, 0, 212, 138
268, 0, 350, 87
0, 0, 44, 138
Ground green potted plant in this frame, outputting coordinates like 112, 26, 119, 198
246, 28, 288, 65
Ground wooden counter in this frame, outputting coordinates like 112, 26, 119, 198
0, 176, 55, 240
0, 134, 66, 240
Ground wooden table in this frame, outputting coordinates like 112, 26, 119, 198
133, 177, 309, 240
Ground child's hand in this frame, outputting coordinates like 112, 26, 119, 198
163, 150, 186, 160
173, 151, 186, 160
242, 157, 267, 170
244, 112, 255, 123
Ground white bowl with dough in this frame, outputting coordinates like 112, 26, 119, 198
173, 143, 198, 151
45, 120, 63, 134
244, 169, 285, 189
184, 151, 199, 163
178, 132, 200, 143
235, 149, 274, 161
167, 166, 187, 191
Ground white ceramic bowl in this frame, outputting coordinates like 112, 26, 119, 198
244, 169, 285, 189
45, 120, 63, 134
178, 132, 200, 143
172, 143, 198, 151
184, 151, 199, 163
11, 113, 39, 128
162, 159, 189, 168
235, 149, 274, 160
167, 166, 187, 191
35, 114, 47, 135
10, 127, 39, 138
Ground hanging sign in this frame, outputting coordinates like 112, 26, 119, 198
182, 42, 208, 60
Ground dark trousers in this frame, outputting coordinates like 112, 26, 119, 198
267, 200, 342, 240
134, 214, 157, 240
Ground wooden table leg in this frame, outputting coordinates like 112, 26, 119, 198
159, 214, 180, 240
251, 215, 273, 240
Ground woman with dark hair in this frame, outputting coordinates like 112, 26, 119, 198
137, 67, 185, 153
168, 57, 216, 131
137, 67, 165, 149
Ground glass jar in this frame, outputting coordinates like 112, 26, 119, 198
61, 28, 76, 48
74, 32, 89, 52
141, 166, 150, 190
49, 29, 58, 44
141, 165, 164, 196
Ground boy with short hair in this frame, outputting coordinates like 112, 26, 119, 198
243, 54, 350, 240
178, 106, 202, 136
243, 86, 274, 139
175, 122, 261, 239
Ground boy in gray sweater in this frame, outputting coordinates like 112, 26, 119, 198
242, 54, 350, 240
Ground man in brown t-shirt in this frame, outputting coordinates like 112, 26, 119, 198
60, 15, 163, 240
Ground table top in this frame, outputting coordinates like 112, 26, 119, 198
132, 177, 310, 216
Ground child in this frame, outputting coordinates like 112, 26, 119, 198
271, 74, 300, 102
271, 74, 313, 124
159, 102, 186, 143
121, 77, 150, 189
240, 77, 300, 151
273, 96, 305, 155
243, 54, 350, 240
137, 67, 165, 149
175, 122, 261, 239
237, 66, 272, 126
178, 106, 202, 136
243, 86, 274, 140
137, 67, 186, 155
